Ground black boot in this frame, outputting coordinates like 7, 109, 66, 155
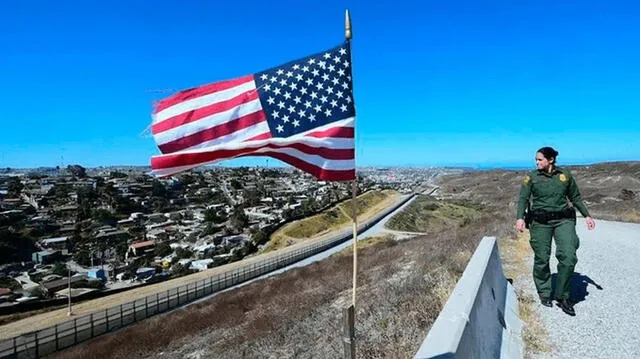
540, 298, 553, 307
557, 299, 575, 316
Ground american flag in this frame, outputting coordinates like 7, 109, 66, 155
149, 42, 356, 181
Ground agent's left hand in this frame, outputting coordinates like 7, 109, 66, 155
585, 217, 596, 230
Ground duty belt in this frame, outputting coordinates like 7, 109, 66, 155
531, 208, 576, 224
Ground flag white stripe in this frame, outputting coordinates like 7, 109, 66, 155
150, 146, 354, 177
176, 121, 271, 152
246, 146, 354, 169
157, 131, 354, 156
153, 99, 264, 146
292, 117, 354, 137
153, 80, 257, 124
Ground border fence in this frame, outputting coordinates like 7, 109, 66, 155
0, 194, 415, 358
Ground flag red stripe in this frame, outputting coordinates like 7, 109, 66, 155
243, 151, 355, 181
152, 90, 260, 135
244, 132, 272, 141
152, 142, 354, 169
158, 111, 267, 154
153, 75, 254, 114
304, 126, 354, 139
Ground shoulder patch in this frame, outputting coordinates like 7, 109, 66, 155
559, 173, 567, 182
524, 175, 531, 184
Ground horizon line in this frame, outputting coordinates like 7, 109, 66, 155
2, 159, 638, 172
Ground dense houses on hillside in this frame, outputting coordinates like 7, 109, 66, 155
0, 165, 444, 309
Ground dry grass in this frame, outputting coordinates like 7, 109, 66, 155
498, 231, 551, 357
52, 199, 494, 359
386, 195, 482, 233
263, 190, 399, 253
279, 206, 349, 239
335, 233, 397, 257
0, 304, 67, 326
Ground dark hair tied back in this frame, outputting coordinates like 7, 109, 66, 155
537, 146, 559, 161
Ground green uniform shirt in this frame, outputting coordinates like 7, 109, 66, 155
516, 166, 590, 219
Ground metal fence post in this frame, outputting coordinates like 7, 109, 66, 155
90, 313, 94, 337
12, 337, 16, 355
120, 304, 123, 326
35, 332, 39, 358
156, 293, 160, 313
55, 324, 59, 350
145, 297, 149, 318
177, 286, 180, 304
74, 318, 78, 343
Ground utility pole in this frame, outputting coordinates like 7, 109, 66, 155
67, 266, 72, 316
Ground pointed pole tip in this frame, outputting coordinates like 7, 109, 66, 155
345, 9, 352, 41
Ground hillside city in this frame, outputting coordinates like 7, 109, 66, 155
0, 165, 460, 310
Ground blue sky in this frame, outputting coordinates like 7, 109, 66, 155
1, 0, 639, 169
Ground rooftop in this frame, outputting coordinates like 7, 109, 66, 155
130, 240, 156, 249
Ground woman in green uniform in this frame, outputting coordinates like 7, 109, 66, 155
516, 147, 596, 316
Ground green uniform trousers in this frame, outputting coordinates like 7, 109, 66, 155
529, 218, 580, 301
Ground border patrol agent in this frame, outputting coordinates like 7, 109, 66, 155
516, 147, 596, 316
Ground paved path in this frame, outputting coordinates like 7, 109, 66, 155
525, 218, 640, 359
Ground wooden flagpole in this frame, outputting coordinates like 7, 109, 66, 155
342, 9, 357, 359
345, 8, 357, 309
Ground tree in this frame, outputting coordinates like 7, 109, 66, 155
230, 207, 249, 231
51, 262, 70, 277
77, 185, 99, 220
48, 184, 71, 200
204, 209, 226, 224
620, 189, 636, 201
203, 223, 222, 236
169, 263, 193, 277
251, 229, 270, 246
151, 180, 167, 197
7, 177, 23, 197
243, 188, 261, 207
114, 196, 141, 216
67, 164, 87, 178
92, 209, 117, 227
175, 247, 193, 259
155, 242, 172, 257
73, 248, 92, 267
109, 171, 128, 179
230, 179, 243, 190
152, 197, 169, 213
177, 173, 195, 186
0, 229, 36, 265
128, 224, 146, 241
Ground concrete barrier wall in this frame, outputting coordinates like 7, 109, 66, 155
414, 236, 523, 359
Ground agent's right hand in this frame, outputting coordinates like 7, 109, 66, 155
515, 219, 526, 232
